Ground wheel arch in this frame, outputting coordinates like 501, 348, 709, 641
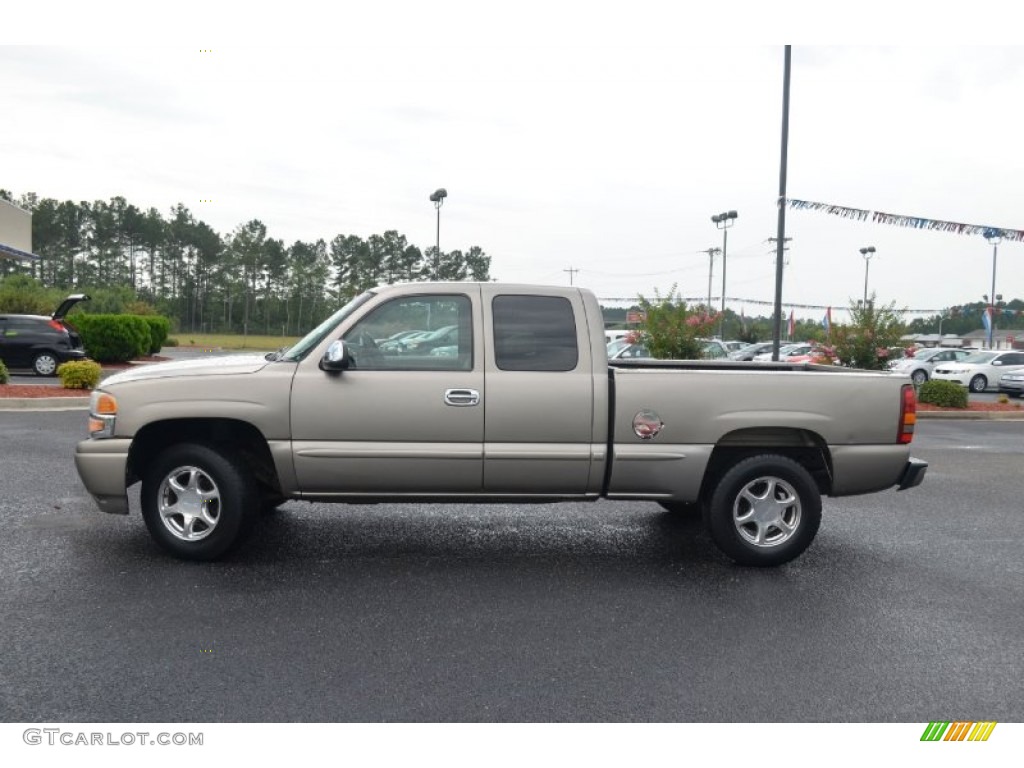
700, 427, 833, 501
128, 418, 282, 497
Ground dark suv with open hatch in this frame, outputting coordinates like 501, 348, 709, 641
0, 294, 91, 375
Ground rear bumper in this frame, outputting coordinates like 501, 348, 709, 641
897, 457, 928, 491
75, 438, 131, 514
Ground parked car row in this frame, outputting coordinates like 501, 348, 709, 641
606, 338, 733, 361
375, 325, 460, 355
0, 294, 91, 375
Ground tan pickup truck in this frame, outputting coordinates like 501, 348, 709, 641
75, 282, 926, 566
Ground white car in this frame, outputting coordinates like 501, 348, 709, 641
698, 339, 731, 359
606, 337, 633, 358
931, 350, 1024, 392
998, 370, 1024, 398
887, 347, 973, 386
609, 342, 651, 360
754, 343, 814, 362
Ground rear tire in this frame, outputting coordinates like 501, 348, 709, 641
141, 443, 257, 561
703, 454, 821, 567
33, 352, 59, 376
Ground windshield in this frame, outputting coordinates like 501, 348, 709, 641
607, 338, 632, 357
281, 291, 375, 361
961, 351, 998, 364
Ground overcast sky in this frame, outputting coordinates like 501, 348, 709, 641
3, 5, 1023, 321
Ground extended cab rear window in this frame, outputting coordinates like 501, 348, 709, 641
492, 295, 578, 371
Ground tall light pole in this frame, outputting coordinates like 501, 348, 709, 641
429, 188, 447, 279
711, 210, 738, 337
859, 246, 876, 304
984, 228, 1002, 349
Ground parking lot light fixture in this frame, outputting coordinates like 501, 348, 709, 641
711, 210, 738, 337
429, 188, 448, 279
859, 246, 876, 304
984, 228, 1003, 349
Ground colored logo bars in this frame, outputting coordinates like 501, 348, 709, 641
921, 721, 997, 742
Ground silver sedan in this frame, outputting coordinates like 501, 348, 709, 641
998, 370, 1024, 397
888, 347, 972, 386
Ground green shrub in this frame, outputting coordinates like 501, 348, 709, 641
72, 314, 151, 363
165, 337, 179, 347
632, 285, 719, 360
0, 359, 9, 384
142, 316, 171, 354
57, 360, 102, 390
918, 379, 968, 408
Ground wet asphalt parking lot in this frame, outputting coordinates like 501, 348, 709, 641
1, 410, 1022, 722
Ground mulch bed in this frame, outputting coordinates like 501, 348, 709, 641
0, 385, 89, 398
0, 355, 173, 398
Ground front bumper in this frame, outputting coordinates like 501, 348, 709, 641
897, 457, 928, 491
74, 438, 131, 514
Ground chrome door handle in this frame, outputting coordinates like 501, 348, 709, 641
444, 388, 480, 406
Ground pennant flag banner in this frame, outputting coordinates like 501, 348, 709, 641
821, 306, 832, 335
785, 199, 1024, 243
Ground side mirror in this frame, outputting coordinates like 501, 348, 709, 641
320, 339, 351, 372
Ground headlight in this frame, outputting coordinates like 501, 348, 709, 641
88, 390, 117, 438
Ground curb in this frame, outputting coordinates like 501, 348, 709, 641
917, 409, 1024, 420
0, 397, 90, 410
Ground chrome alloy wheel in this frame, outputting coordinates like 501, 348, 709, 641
732, 475, 802, 548
34, 353, 58, 376
157, 465, 222, 542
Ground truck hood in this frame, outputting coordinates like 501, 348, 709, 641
100, 354, 274, 387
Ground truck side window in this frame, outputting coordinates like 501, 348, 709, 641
343, 294, 472, 371
492, 295, 578, 372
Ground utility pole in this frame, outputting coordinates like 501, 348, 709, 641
563, 266, 580, 285
768, 237, 792, 269
701, 247, 721, 312
772, 45, 792, 362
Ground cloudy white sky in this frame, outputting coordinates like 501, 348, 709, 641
3, 4, 1023, 321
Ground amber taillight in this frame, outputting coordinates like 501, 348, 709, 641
898, 383, 916, 444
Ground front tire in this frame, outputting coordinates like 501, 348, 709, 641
141, 443, 257, 561
33, 352, 59, 376
911, 369, 927, 386
703, 454, 822, 567
659, 501, 703, 515
969, 375, 988, 393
